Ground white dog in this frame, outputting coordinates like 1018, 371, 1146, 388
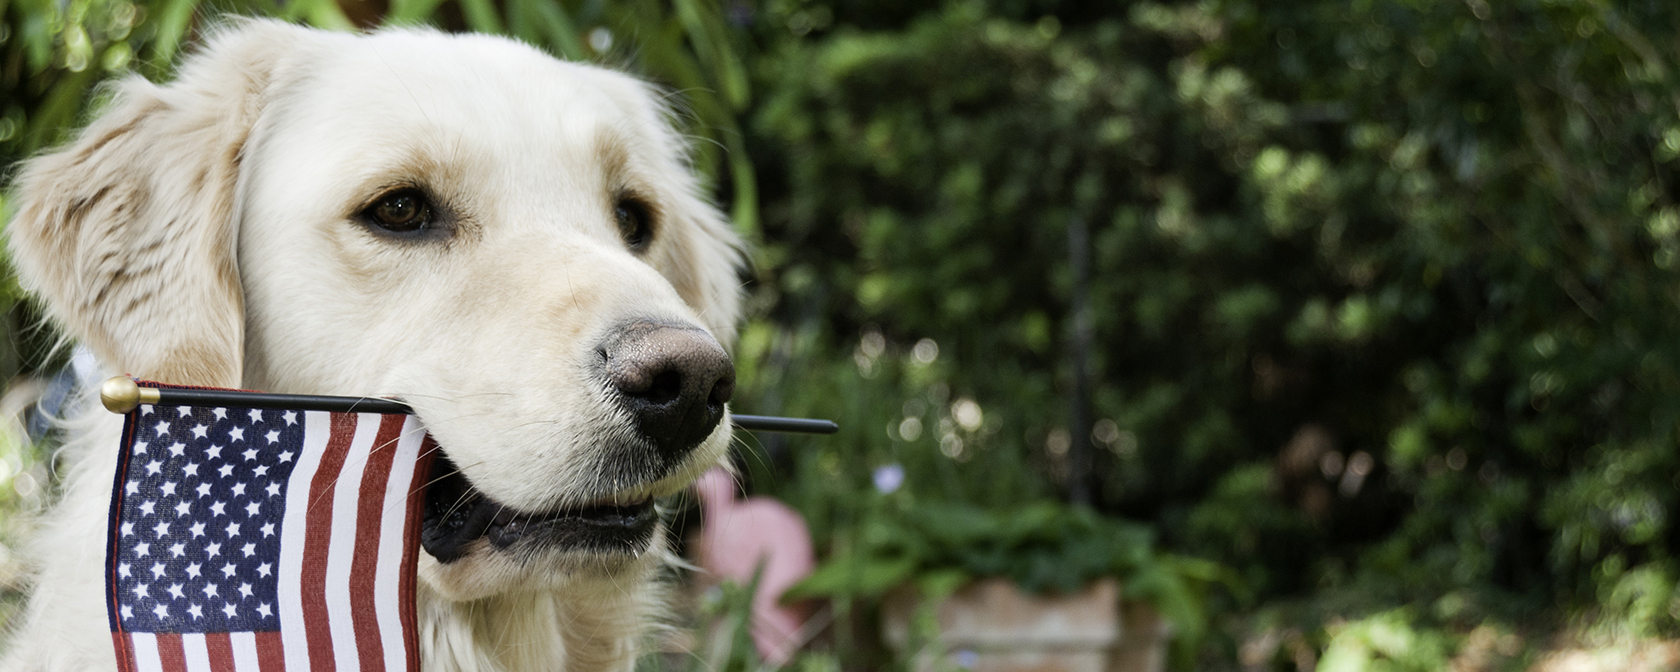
2, 19, 743, 672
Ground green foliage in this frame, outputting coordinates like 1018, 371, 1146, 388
732, 0, 1680, 663
695, 575, 765, 672
787, 501, 1156, 599
783, 495, 1228, 669
1316, 609, 1455, 672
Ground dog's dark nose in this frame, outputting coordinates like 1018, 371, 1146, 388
602, 321, 735, 462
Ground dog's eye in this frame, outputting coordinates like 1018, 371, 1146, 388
362, 189, 433, 233
615, 198, 653, 251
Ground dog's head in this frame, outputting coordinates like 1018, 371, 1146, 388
7, 21, 742, 599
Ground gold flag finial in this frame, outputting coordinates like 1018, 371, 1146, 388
100, 376, 158, 414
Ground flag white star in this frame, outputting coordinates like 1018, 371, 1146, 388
188, 604, 203, 620
133, 441, 148, 455
230, 427, 245, 442
210, 501, 227, 517
121, 522, 134, 537
266, 482, 282, 497
232, 483, 247, 497
206, 444, 224, 460
221, 563, 237, 578
243, 448, 259, 462
152, 521, 170, 537
279, 451, 295, 463
145, 461, 162, 476
197, 483, 212, 498
213, 408, 228, 421
183, 462, 200, 477
120, 605, 133, 619
248, 409, 263, 422
266, 430, 280, 444
135, 542, 150, 557
167, 584, 184, 599
191, 425, 208, 439
169, 543, 185, 558
126, 481, 139, 495
206, 542, 222, 558
261, 523, 275, 537
185, 562, 201, 579
239, 583, 254, 599
153, 604, 169, 619
139, 500, 156, 516
159, 481, 177, 497
257, 603, 273, 618
118, 563, 131, 578
219, 464, 235, 478
242, 543, 257, 557
225, 522, 241, 537
133, 583, 149, 598
203, 583, 219, 598
223, 603, 237, 618
168, 443, 186, 458
254, 465, 269, 478
257, 562, 273, 578
140, 405, 154, 416
150, 562, 166, 579
190, 522, 205, 537
175, 501, 191, 517
176, 406, 191, 416
282, 411, 297, 425
245, 502, 260, 517
154, 421, 169, 435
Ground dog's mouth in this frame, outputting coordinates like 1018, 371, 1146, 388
420, 454, 658, 563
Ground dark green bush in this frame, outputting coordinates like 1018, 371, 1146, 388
734, 0, 1680, 653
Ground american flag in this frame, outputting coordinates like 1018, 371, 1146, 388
106, 389, 434, 672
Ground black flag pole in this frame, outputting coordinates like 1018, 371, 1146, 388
98, 376, 839, 435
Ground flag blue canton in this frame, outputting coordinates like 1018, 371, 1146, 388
111, 405, 305, 633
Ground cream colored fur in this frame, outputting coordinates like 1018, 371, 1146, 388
2, 20, 742, 672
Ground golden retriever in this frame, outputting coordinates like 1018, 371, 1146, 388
2, 19, 742, 672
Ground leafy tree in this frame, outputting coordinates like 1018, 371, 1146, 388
733, 0, 1680, 659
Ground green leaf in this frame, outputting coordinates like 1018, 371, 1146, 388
455, 0, 505, 35
385, 0, 447, 26
148, 0, 201, 65
783, 556, 915, 600
528, 0, 586, 60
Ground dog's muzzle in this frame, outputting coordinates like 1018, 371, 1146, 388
419, 320, 734, 562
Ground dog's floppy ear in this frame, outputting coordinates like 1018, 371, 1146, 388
7, 20, 307, 387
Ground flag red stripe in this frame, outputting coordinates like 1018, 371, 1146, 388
399, 437, 436, 672
300, 413, 358, 672
156, 633, 187, 672
204, 633, 234, 672
254, 632, 284, 672
349, 414, 404, 670
112, 632, 136, 672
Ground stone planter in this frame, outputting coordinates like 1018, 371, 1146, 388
1109, 601, 1169, 672
881, 577, 1165, 672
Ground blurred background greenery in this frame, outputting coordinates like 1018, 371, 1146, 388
6, 0, 1680, 670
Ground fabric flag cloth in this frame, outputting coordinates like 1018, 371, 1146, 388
106, 382, 436, 672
